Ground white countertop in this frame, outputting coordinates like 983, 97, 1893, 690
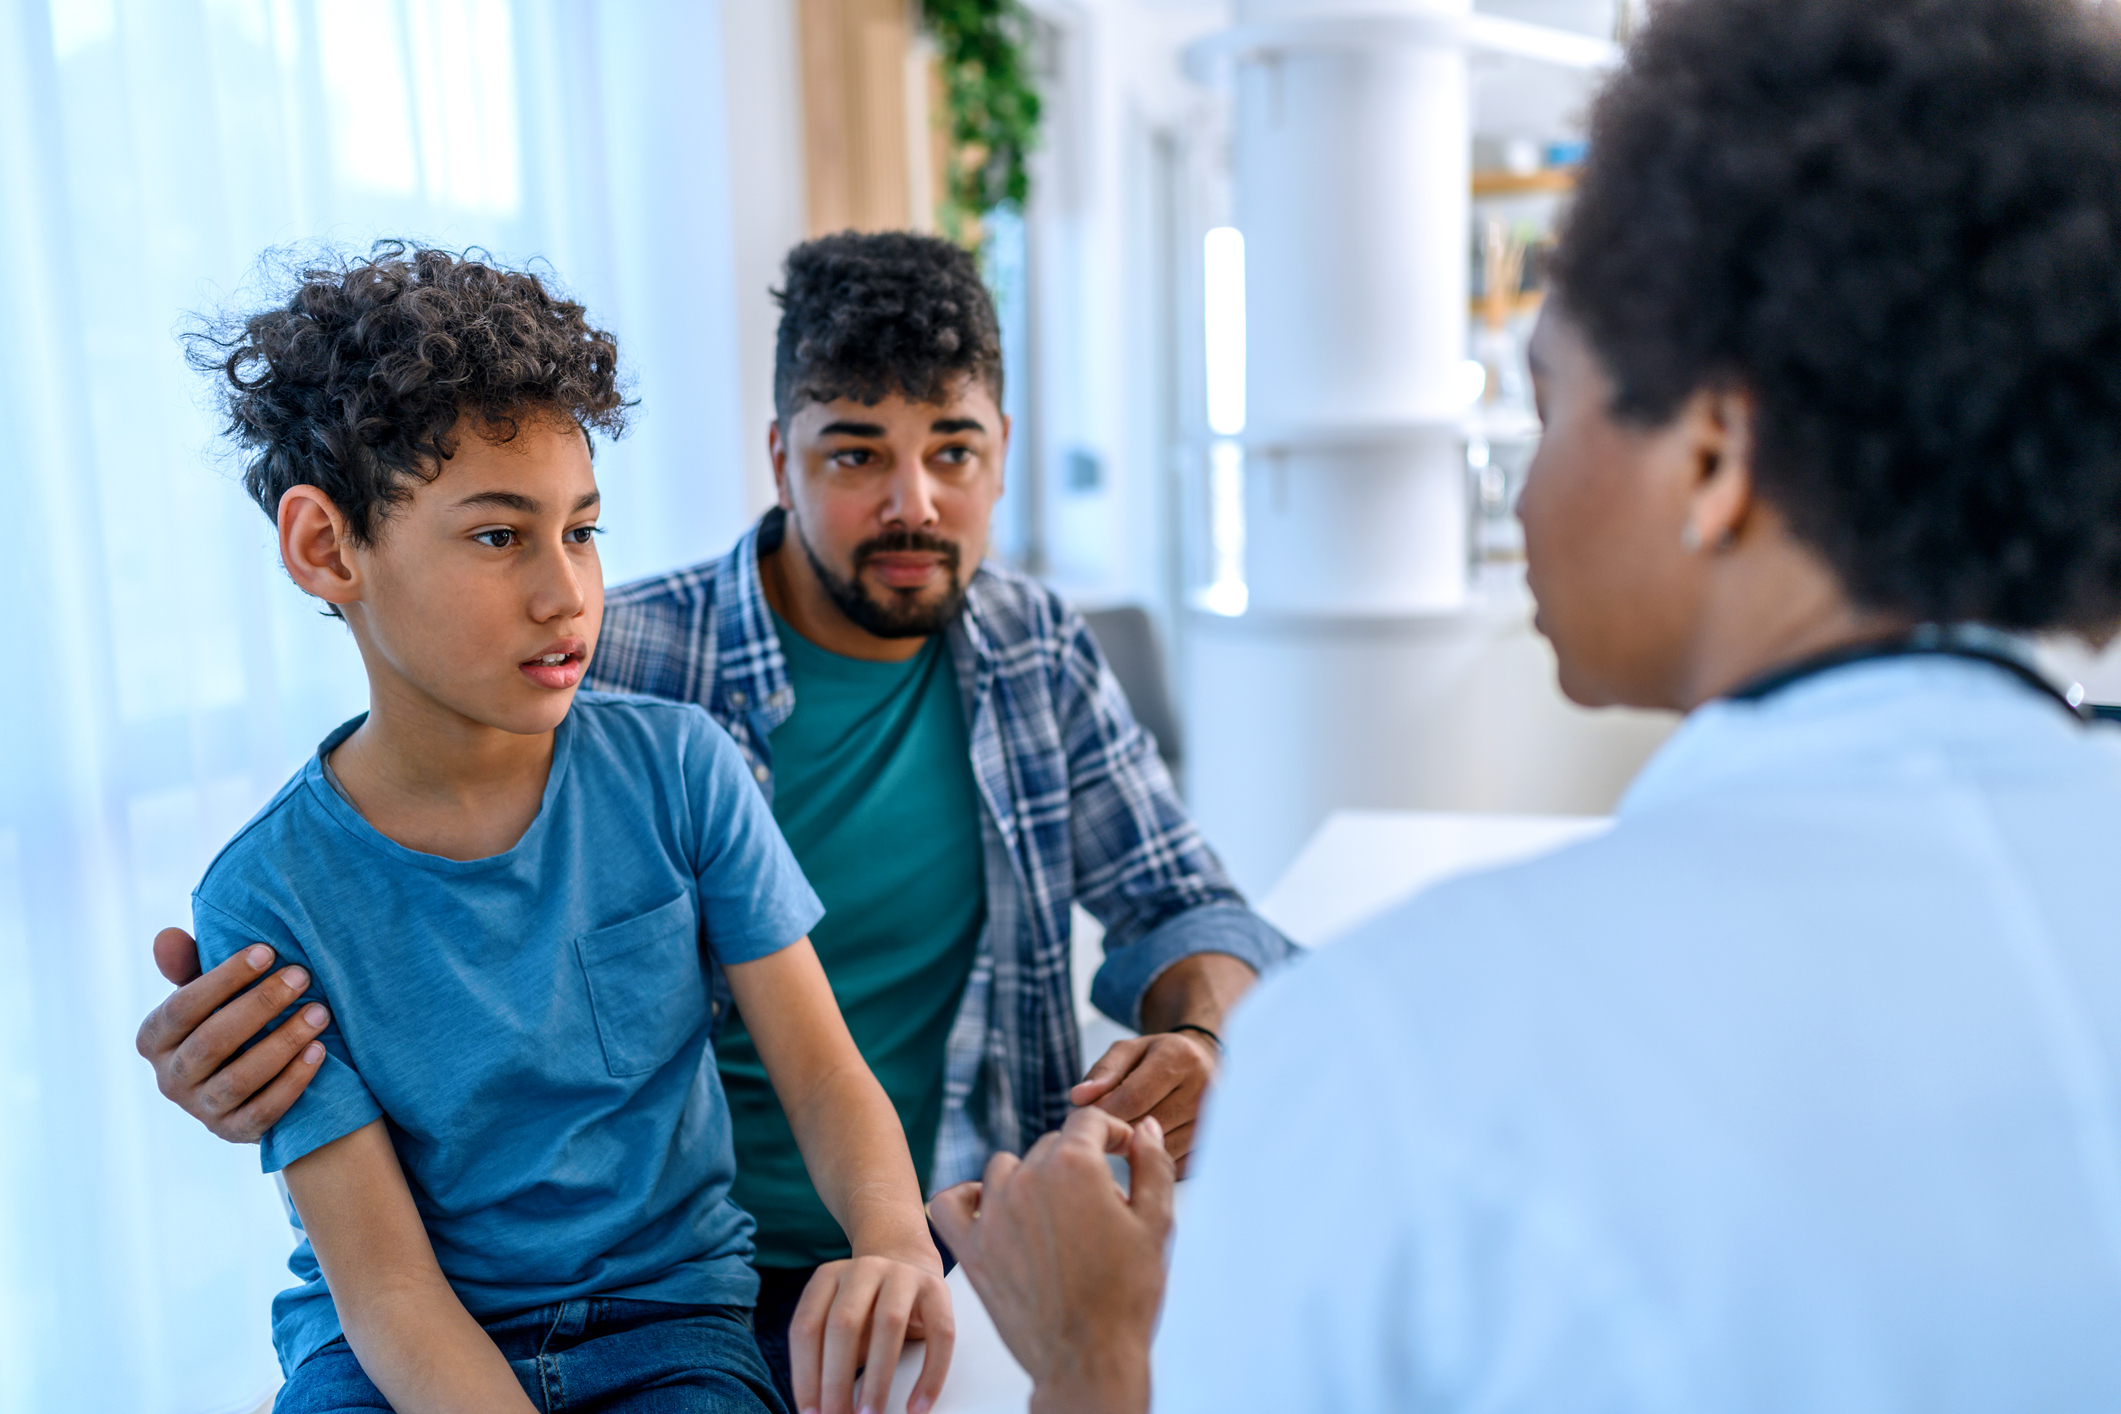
881, 1263, 1029, 1413
1256, 808, 1611, 948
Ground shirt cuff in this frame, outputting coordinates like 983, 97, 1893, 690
1090, 902, 1300, 1031
256, 1057, 386, 1174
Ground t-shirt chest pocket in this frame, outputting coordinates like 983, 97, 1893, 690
574, 894, 708, 1078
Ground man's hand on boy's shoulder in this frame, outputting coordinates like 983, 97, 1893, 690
136, 927, 329, 1144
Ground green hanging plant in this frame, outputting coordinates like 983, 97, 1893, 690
923, 0, 1043, 239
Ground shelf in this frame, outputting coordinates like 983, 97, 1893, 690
1470, 289, 1548, 321
1472, 168, 1578, 198
1227, 417, 1472, 453
1184, 13, 1619, 85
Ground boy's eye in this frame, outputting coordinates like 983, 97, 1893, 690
831, 448, 875, 467
934, 445, 971, 466
567, 525, 603, 545
474, 529, 517, 549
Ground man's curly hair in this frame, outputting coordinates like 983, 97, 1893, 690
188, 242, 628, 544
1554, 0, 2121, 633
772, 231, 1003, 422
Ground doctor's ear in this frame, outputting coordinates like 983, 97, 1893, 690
277, 485, 363, 609
1678, 387, 1758, 556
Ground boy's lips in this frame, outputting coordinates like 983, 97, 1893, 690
519, 641, 587, 690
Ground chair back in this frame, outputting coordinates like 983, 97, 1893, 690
1081, 605, 1183, 779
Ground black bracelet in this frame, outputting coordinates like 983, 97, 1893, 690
1171, 1022, 1223, 1053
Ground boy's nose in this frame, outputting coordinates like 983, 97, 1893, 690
531, 546, 592, 621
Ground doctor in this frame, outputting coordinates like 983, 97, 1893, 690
934, 0, 2121, 1408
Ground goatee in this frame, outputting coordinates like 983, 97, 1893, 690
796, 517, 968, 639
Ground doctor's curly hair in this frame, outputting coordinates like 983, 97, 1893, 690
772, 231, 1004, 423
186, 242, 629, 545
1555, 0, 2121, 633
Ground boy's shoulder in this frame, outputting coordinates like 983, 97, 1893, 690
563, 690, 743, 783
568, 688, 721, 743
193, 747, 342, 921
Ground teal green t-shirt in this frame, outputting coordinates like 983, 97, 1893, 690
718, 616, 987, 1268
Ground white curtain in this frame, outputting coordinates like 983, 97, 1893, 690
0, 2, 752, 1408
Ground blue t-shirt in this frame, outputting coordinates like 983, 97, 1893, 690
191, 692, 825, 1375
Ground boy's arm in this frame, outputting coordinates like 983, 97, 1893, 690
284, 1120, 537, 1413
724, 939, 955, 1414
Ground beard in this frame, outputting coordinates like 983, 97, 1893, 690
795, 516, 969, 639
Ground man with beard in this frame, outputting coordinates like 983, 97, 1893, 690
138, 231, 1294, 1401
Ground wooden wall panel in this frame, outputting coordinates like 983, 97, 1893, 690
797, 0, 935, 236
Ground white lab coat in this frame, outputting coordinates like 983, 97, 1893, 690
1156, 656, 2121, 1412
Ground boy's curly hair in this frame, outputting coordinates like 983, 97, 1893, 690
772, 231, 1003, 422
187, 242, 629, 544
1555, 0, 2121, 633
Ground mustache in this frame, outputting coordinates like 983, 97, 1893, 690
852, 530, 962, 572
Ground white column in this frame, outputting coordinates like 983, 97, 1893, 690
1186, 0, 1475, 891
1181, 1, 1662, 896
1234, 0, 1471, 616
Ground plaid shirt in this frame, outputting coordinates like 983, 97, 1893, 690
589, 510, 1294, 1188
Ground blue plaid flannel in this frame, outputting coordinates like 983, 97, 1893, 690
589, 510, 1294, 1187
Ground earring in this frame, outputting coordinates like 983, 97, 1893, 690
1680, 522, 1702, 553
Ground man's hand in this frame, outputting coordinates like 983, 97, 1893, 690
1074, 951, 1256, 1169
1069, 1033, 1214, 1168
135, 927, 328, 1143
929, 1107, 1172, 1414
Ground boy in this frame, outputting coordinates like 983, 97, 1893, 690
186, 245, 952, 1414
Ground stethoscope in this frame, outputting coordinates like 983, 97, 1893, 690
1724, 623, 2106, 723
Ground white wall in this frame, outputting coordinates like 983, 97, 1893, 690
1187, 587, 1674, 895
1021, 1, 1230, 616
719, 0, 811, 524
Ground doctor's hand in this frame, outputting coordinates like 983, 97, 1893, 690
135, 926, 327, 1143
929, 1107, 1171, 1414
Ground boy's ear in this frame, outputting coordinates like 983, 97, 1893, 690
278, 485, 363, 607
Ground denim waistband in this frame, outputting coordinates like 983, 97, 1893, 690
488, 1296, 748, 1338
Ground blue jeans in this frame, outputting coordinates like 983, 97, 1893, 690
275, 1299, 787, 1414
750, 1267, 815, 1412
